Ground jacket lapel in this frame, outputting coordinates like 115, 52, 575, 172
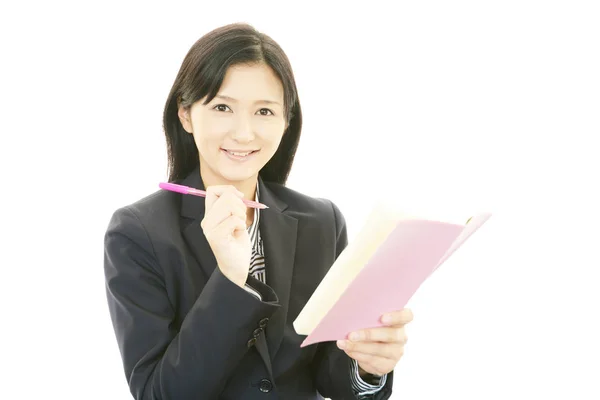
179, 167, 218, 283
257, 178, 298, 358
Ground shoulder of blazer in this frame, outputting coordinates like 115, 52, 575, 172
120, 189, 180, 221
107, 189, 182, 244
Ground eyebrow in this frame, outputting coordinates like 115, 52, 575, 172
214, 95, 282, 106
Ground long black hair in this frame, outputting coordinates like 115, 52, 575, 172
162, 23, 303, 185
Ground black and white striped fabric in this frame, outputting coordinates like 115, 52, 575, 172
243, 183, 386, 397
247, 186, 265, 284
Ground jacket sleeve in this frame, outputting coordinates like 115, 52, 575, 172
312, 201, 394, 400
103, 206, 280, 400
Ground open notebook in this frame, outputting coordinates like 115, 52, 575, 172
293, 202, 492, 347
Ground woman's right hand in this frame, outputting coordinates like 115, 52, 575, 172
200, 185, 252, 288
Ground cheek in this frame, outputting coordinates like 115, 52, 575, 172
201, 116, 232, 135
259, 120, 286, 148
260, 133, 285, 159
193, 118, 231, 148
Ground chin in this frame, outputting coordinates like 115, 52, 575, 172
219, 169, 259, 183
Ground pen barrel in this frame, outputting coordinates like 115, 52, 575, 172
159, 182, 189, 195
187, 188, 205, 196
243, 199, 267, 209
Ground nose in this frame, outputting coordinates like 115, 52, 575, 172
231, 114, 255, 143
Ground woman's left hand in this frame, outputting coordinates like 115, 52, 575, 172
336, 308, 413, 377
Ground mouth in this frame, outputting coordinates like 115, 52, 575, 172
221, 148, 260, 161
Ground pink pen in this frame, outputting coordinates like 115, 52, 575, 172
159, 182, 269, 209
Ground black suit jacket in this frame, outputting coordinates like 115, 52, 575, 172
104, 167, 394, 399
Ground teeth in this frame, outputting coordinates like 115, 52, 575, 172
227, 150, 252, 157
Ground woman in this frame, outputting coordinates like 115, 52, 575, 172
104, 23, 412, 400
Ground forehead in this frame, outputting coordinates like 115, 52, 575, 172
218, 63, 284, 102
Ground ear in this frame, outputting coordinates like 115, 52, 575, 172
177, 105, 193, 133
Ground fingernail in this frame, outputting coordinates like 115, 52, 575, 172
337, 340, 346, 349
349, 332, 360, 341
382, 314, 392, 324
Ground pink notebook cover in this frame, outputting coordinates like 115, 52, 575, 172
299, 213, 492, 347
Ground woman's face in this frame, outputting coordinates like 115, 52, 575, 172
178, 63, 287, 187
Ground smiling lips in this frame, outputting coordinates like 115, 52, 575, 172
221, 148, 259, 161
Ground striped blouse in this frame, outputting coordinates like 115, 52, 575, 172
242, 184, 387, 398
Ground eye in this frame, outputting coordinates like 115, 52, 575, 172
213, 104, 232, 112
257, 108, 274, 116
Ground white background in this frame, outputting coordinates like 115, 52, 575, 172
1, 1, 599, 399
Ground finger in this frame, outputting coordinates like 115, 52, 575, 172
210, 214, 247, 242
381, 308, 413, 326
204, 215, 246, 247
204, 202, 246, 237
202, 192, 246, 230
205, 187, 244, 216
205, 185, 244, 212
212, 191, 246, 219
337, 340, 403, 360
205, 185, 244, 197
348, 327, 407, 344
